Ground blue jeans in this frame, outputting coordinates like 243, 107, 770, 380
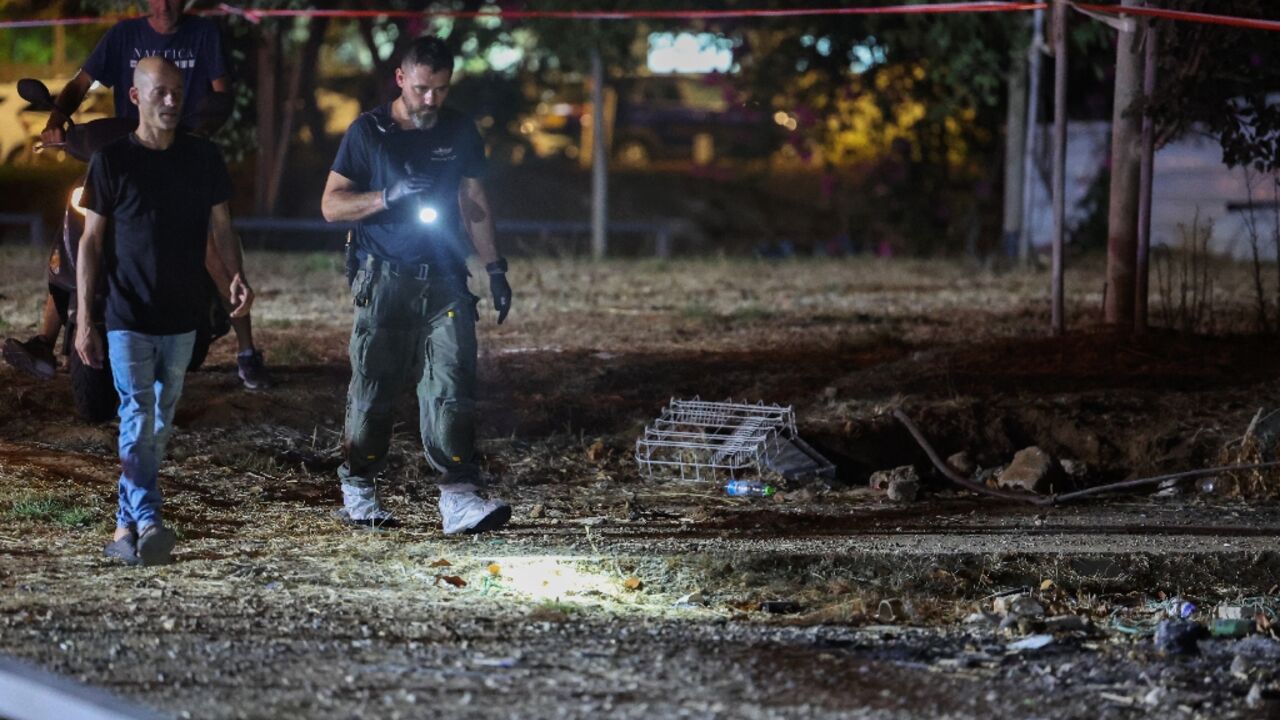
107, 330, 196, 531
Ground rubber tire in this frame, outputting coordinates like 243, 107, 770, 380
69, 340, 118, 424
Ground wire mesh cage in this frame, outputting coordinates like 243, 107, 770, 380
634, 398, 798, 482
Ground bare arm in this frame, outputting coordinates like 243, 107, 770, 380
74, 209, 107, 368
321, 171, 386, 222
209, 202, 253, 317
42, 71, 95, 144
458, 176, 500, 265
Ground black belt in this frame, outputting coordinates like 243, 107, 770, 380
360, 254, 465, 282
382, 259, 433, 281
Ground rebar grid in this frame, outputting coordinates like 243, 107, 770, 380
634, 398, 797, 482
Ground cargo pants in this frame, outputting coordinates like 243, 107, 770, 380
338, 257, 482, 491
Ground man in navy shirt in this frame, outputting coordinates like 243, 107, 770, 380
4, 0, 271, 390
76, 57, 253, 566
322, 36, 514, 534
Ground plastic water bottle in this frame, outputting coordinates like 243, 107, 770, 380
725, 480, 775, 497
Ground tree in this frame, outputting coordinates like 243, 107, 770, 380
1143, 0, 1280, 172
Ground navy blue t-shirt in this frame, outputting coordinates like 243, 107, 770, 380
331, 104, 487, 274
83, 15, 228, 122
82, 133, 231, 335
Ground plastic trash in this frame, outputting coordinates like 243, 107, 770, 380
1169, 598, 1197, 619
725, 480, 775, 497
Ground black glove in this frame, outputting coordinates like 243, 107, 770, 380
383, 174, 433, 208
487, 258, 512, 325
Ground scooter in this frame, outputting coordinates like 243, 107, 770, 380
16, 78, 231, 423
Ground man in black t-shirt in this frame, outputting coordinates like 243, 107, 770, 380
321, 36, 513, 534
76, 57, 254, 566
3, 0, 272, 391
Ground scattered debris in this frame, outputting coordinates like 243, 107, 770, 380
435, 575, 467, 589
1210, 618, 1254, 638
674, 591, 705, 608
1044, 615, 1089, 633
528, 503, 546, 519
964, 611, 999, 627
1216, 603, 1264, 620
622, 577, 643, 591
870, 465, 918, 491
759, 600, 803, 615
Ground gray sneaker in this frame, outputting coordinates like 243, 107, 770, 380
103, 534, 140, 566
3, 336, 57, 380
136, 524, 176, 566
439, 485, 511, 535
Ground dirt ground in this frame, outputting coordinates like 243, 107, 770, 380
2, 246, 1279, 719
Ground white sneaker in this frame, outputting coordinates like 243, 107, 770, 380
338, 484, 398, 528
439, 485, 511, 535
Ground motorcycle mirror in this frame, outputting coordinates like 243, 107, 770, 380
17, 78, 55, 111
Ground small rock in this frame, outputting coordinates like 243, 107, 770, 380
887, 477, 919, 503
993, 594, 1043, 618
946, 451, 976, 476
1007, 634, 1053, 651
1059, 458, 1087, 478
1142, 687, 1167, 706
1246, 683, 1264, 710
997, 447, 1065, 494
869, 465, 918, 491
528, 503, 546, 519
877, 598, 911, 623
964, 611, 999, 627
1230, 654, 1251, 677
674, 591, 705, 608
1154, 619, 1204, 655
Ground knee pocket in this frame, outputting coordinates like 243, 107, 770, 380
434, 397, 475, 462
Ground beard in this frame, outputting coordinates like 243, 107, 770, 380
409, 104, 440, 130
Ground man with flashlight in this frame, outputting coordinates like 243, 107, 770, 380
321, 36, 513, 534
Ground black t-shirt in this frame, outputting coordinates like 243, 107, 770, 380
82, 132, 231, 334
331, 104, 487, 274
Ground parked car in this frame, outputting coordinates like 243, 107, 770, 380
520, 74, 784, 166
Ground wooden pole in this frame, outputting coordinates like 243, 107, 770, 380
1019, 8, 1045, 265
1104, 0, 1145, 329
254, 27, 278, 216
590, 45, 608, 260
1134, 16, 1157, 335
1002, 16, 1029, 263
1050, 0, 1067, 335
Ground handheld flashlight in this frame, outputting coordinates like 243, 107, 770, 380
404, 160, 439, 225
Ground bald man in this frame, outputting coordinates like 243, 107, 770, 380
76, 57, 253, 567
